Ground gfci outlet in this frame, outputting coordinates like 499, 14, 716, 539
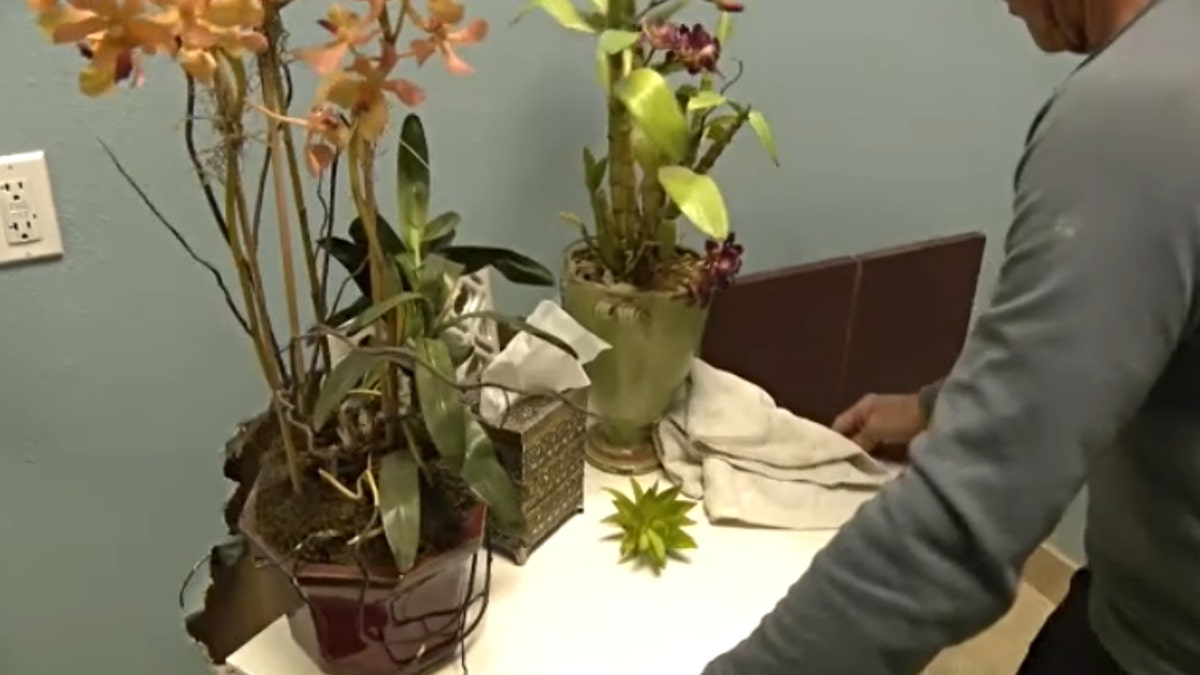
0, 151, 64, 267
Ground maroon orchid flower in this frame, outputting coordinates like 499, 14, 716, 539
691, 233, 745, 303
641, 20, 679, 50
670, 24, 721, 75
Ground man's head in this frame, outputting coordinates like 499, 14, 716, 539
1003, 0, 1151, 53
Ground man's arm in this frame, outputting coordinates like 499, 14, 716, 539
916, 379, 944, 422
703, 93, 1197, 674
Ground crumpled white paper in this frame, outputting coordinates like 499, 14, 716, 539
478, 300, 609, 425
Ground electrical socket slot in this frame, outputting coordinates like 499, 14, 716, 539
3, 177, 43, 246
0, 151, 63, 266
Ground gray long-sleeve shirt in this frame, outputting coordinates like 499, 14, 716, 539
703, 2, 1200, 673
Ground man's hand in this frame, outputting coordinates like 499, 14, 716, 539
832, 394, 928, 453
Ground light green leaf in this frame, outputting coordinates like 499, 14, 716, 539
631, 478, 645, 501
515, 0, 595, 33
396, 114, 430, 255
647, 529, 666, 562
313, 351, 386, 430
583, 147, 608, 192
747, 110, 780, 166
637, 531, 650, 552
590, 0, 607, 11
687, 90, 726, 112
716, 11, 734, 45
667, 529, 697, 550
378, 451, 421, 571
414, 338, 468, 469
598, 29, 640, 55
657, 166, 730, 240
342, 292, 427, 335
615, 68, 689, 163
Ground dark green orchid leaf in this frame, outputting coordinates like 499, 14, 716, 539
460, 422, 523, 532
615, 68, 689, 164
413, 338, 469, 470
425, 211, 461, 251
342, 292, 428, 335
313, 351, 386, 430
378, 450, 421, 571
417, 253, 465, 316
440, 246, 555, 287
397, 114, 431, 254
350, 213, 406, 258
412, 338, 522, 530
326, 296, 371, 329
320, 236, 373, 299
441, 311, 577, 360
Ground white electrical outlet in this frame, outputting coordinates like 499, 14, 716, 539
0, 151, 63, 267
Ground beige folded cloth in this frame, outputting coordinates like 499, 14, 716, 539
658, 360, 898, 530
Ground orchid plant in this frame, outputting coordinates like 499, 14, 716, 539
518, 0, 776, 299
28, 0, 558, 572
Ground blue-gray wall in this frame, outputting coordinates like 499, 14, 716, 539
0, 2, 1079, 673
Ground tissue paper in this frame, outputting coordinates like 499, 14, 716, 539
478, 301, 609, 425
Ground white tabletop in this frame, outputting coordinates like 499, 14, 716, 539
229, 466, 838, 675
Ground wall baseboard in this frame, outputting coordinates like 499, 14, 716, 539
1023, 544, 1080, 605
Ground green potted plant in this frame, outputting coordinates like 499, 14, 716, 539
519, 0, 778, 474
29, 1, 563, 673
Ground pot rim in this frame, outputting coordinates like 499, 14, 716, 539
239, 475, 487, 589
560, 241, 702, 301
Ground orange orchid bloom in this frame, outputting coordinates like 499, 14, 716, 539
316, 45, 426, 144
408, 0, 488, 76
34, 0, 179, 96
295, 0, 385, 76
170, 0, 268, 85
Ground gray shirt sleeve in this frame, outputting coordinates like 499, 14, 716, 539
702, 89, 1197, 674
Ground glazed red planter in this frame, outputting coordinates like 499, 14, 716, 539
240, 481, 488, 675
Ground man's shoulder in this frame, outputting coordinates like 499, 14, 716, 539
1046, 4, 1200, 165
1032, 64, 1200, 191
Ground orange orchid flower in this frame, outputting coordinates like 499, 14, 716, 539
34, 0, 179, 96
316, 45, 426, 144
295, 0, 385, 76
408, 0, 488, 76
170, 0, 268, 85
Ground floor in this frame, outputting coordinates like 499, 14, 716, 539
924, 582, 1054, 674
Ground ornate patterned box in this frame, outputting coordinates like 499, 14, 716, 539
480, 389, 588, 564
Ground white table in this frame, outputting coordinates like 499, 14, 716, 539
229, 467, 838, 675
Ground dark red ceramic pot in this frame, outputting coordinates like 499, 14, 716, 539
240, 480, 487, 675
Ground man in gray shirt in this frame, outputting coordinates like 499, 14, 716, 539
703, 0, 1200, 673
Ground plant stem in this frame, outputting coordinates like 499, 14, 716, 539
347, 135, 400, 442
606, 0, 639, 272
257, 53, 308, 412
214, 63, 301, 494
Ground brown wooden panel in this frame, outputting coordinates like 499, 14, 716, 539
701, 257, 859, 425
837, 233, 986, 409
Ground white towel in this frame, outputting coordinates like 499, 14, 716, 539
658, 360, 898, 530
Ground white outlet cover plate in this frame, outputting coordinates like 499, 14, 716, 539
0, 151, 64, 267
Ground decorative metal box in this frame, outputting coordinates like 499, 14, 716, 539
480, 389, 587, 564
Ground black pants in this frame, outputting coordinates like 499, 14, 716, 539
1017, 569, 1126, 675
